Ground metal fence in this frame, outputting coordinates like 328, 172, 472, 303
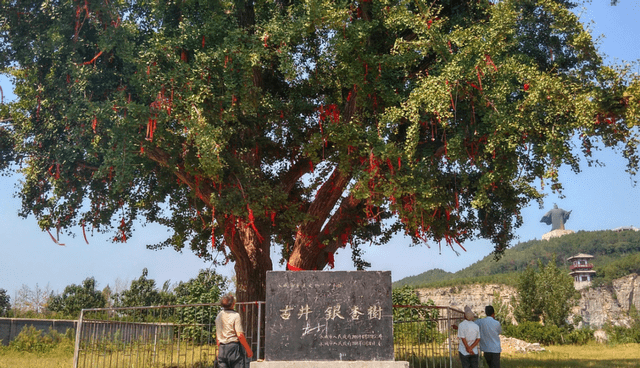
73, 303, 462, 368
73, 302, 264, 368
393, 305, 465, 368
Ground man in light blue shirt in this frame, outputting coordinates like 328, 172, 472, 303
475, 305, 502, 368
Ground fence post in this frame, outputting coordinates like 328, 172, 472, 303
257, 302, 262, 360
447, 308, 453, 368
73, 309, 84, 368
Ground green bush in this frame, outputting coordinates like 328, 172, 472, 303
605, 325, 640, 344
565, 327, 595, 345
502, 321, 593, 345
8, 325, 75, 354
392, 285, 441, 345
604, 304, 640, 344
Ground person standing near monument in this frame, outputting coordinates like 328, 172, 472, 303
475, 305, 502, 368
216, 294, 253, 368
458, 306, 480, 368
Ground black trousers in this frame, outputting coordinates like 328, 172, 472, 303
459, 352, 479, 368
483, 352, 501, 368
218, 342, 247, 368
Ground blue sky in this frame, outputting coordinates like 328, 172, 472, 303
1, 1, 639, 300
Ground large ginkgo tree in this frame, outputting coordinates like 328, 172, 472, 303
1, 0, 638, 301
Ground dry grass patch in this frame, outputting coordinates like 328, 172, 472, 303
501, 343, 640, 368
0, 348, 72, 368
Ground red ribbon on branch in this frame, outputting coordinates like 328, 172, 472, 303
46, 229, 65, 246
286, 262, 303, 271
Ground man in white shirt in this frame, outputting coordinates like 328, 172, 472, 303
475, 305, 502, 368
216, 294, 253, 368
458, 306, 480, 368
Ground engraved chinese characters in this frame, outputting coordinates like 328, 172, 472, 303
265, 271, 394, 361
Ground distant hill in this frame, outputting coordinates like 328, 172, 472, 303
393, 230, 640, 288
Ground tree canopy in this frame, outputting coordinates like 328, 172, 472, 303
113, 268, 176, 307
514, 258, 577, 327
0, 288, 10, 316
1, 0, 639, 301
47, 277, 107, 318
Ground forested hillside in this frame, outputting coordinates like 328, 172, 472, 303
394, 230, 640, 288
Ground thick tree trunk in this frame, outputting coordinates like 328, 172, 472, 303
225, 218, 272, 302
287, 169, 356, 270
235, 252, 272, 302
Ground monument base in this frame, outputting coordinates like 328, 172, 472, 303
252, 361, 409, 368
542, 229, 574, 241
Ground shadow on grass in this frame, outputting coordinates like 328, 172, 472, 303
502, 358, 640, 368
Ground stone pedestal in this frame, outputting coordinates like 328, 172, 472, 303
542, 229, 574, 241
252, 362, 409, 368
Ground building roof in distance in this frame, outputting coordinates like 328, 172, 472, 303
612, 226, 639, 232
566, 253, 594, 261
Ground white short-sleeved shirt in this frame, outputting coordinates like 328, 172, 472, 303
215, 309, 244, 344
457, 319, 480, 356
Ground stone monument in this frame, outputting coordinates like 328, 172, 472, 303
251, 270, 408, 368
540, 204, 574, 240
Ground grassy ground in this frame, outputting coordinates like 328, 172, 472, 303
1, 343, 640, 368
500, 343, 640, 368
0, 347, 72, 368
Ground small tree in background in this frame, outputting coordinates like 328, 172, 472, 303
48, 277, 107, 318
514, 265, 542, 323
101, 285, 113, 308
392, 285, 439, 345
13, 283, 52, 315
392, 285, 436, 321
174, 269, 229, 343
113, 268, 176, 308
537, 259, 577, 327
514, 257, 576, 327
174, 269, 228, 305
0, 288, 10, 316
491, 291, 511, 325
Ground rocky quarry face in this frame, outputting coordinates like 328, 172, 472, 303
500, 336, 546, 354
416, 273, 640, 329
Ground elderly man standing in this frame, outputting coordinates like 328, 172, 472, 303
458, 306, 480, 368
475, 305, 502, 368
216, 294, 254, 368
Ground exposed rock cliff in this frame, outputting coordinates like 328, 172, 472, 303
416, 273, 640, 328
613, 274, 640, 312
416, 284, 517, 320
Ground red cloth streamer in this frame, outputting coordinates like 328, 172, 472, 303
485, 54, 498, 72
270, 211, 276, 226
445, 80, 455, 110
82, 50, 103, 65
46, 229, 65, 246
247, 206, 264, 243
287, 262, 303, 271
120, 218, 127, 242
327, 252, 335, 269
146, 117, 157, 141
82, 220, 89, 244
